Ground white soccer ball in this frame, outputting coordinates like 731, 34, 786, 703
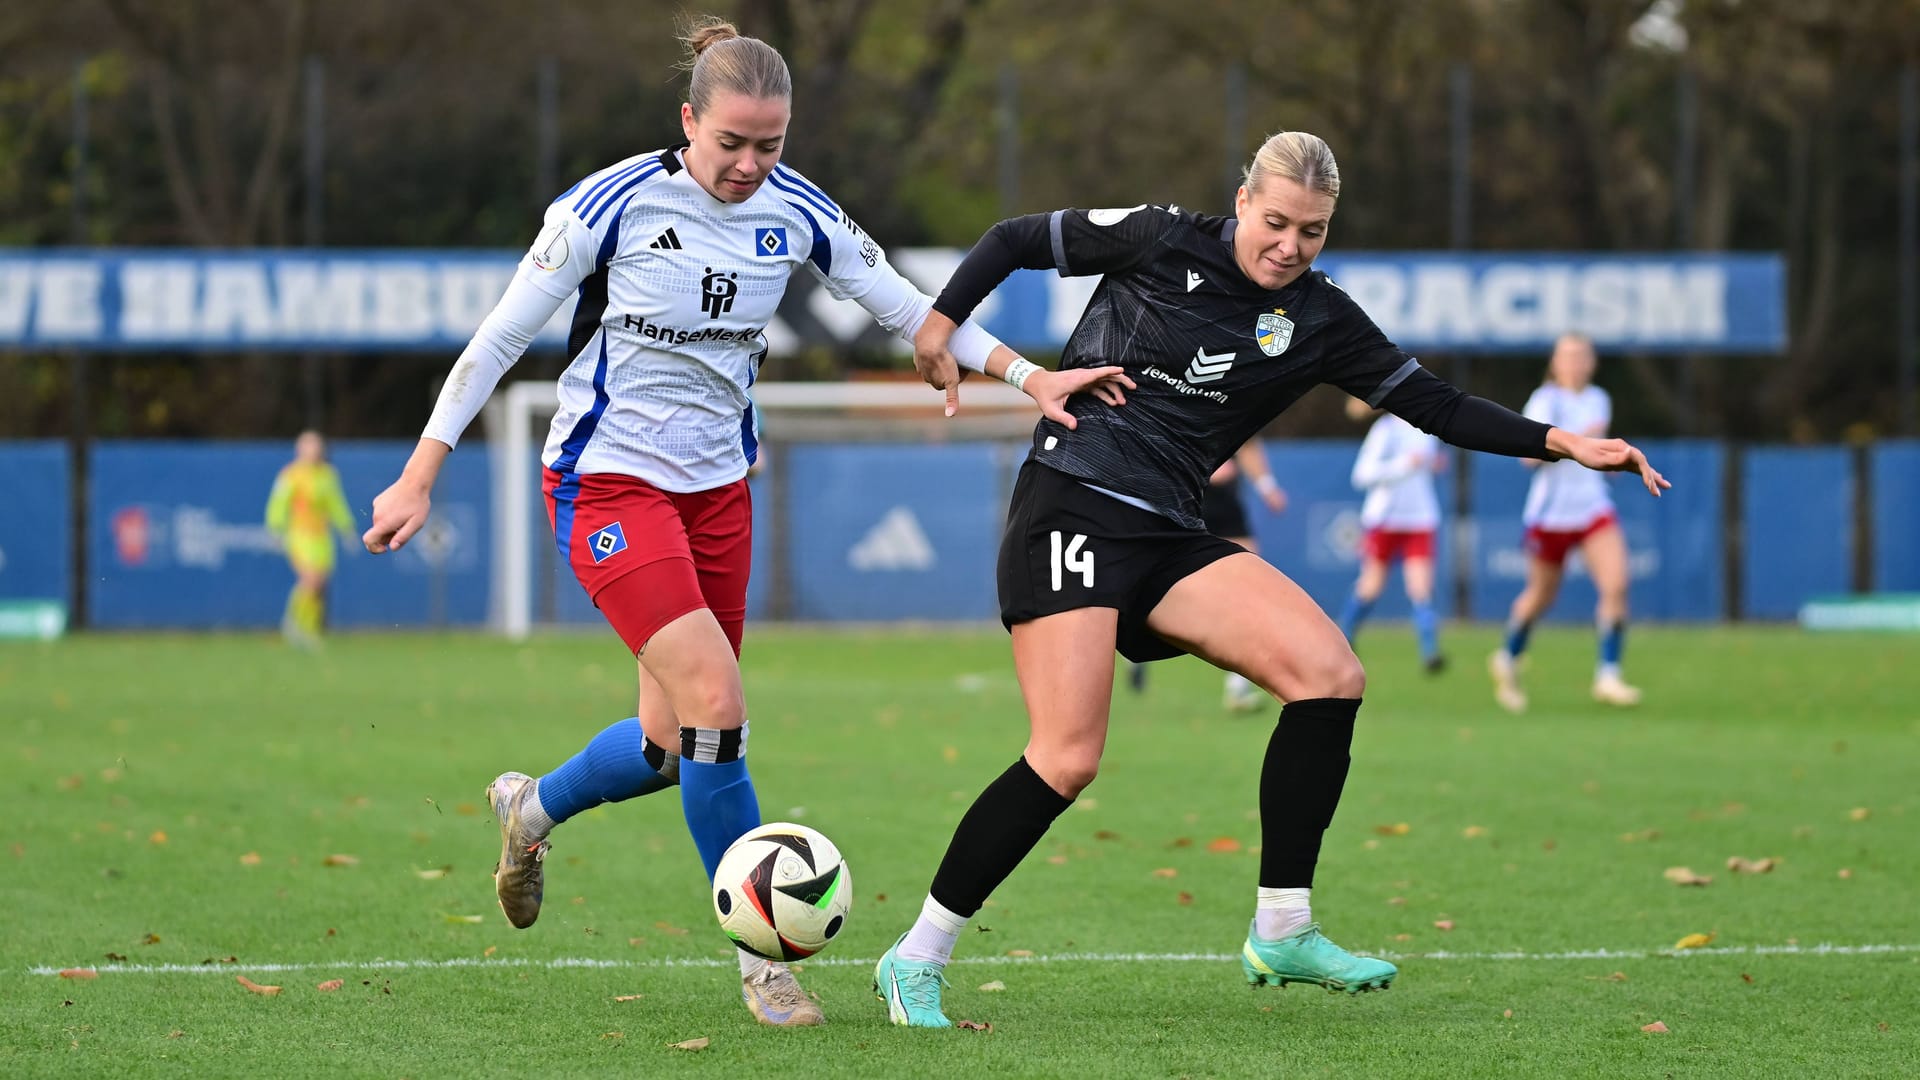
711, 822, 852, 961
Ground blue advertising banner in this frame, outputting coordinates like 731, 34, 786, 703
1741, 446, 1852, 619
1466, 440, 1723, 622
781, 443, 1007, 621
1247, 441, 1457, 618
0, 442, 70, 603
1870, 441, 1920, 592
0, 249, 1785, 355
87, 441, 489, 628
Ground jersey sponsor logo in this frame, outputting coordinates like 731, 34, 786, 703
649, 228, 683, 251
700, 267, 741, 319
1185, 347, 1235, 384
587, 521, 628, 564
1256, 308, 1294, 356
619, 312, 763, 346
859, 237, 879, 268
1088, 205, 1147, 226
1143, 364, 1228, 404
1185, 270, 1204, 292
530, 223, 570, 272
754, 227, 789, 257
847, 507, 935, 571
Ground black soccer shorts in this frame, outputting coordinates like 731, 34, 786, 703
996, 460, 1247, 663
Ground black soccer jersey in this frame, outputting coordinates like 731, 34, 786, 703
933, 204, 1552, 529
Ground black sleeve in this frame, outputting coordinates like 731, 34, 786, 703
1378, 367, 1553, 459
931, 205, 1181, 324
930, 214, 1054, 325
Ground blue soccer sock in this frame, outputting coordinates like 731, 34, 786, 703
678, 725, 761, 881
1503, 619, 1534, 659
533, 717, 679, 828
1597, 620, 1626, 678
1338, 593, 1376, 641
1412, 602, 1440, 661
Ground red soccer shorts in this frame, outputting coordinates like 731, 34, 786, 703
1361, 527, 1436, 563
542, 468, 752, 656
1523, 510, 1618, 568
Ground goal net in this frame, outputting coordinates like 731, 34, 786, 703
486, 378, 1039, 639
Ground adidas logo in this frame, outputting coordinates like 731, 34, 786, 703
648, 228, 683, 250
1184, 347, 1235, 384
847, 507, 936, 572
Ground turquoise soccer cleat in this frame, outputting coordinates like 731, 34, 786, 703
1242, 921, 1397, 994
873, 934, 954, 1028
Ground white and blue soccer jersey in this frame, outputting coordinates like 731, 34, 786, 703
1351, 413, 1441, 531
1520, 383, 1615, 529
523, 148, 936, 491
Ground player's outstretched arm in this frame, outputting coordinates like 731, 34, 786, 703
916, 312, 1133, 428
1544, 428, 1670, 497
363, 438, 448, 554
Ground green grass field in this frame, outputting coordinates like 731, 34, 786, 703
3, 625, 1915, 1078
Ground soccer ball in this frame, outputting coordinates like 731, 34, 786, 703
711, 822, 852, 961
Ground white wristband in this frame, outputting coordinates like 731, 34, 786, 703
1254, 474, 1281, 495
1002, 358, 1041, 391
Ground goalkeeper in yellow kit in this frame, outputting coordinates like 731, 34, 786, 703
266, 431, 356, 645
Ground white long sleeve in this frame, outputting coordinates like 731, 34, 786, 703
1351, 421, 1424, 489
419, 266, 568, 450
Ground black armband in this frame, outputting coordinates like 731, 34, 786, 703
931, 213, 1056, 325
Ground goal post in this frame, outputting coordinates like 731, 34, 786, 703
487, 379, 1037, 639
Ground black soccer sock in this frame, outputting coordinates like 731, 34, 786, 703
928, 757, 1075, 917
1259, 697, 1362, 889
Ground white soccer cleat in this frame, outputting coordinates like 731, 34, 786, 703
1488, 651, 1528, 714
743, 962, 825, 1026
1591, 672, 1643, 707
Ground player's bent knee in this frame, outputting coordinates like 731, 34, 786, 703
1025, 747, 1100, 799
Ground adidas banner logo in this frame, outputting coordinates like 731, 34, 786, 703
847, 507, 936, 572
649, 228, 683, 250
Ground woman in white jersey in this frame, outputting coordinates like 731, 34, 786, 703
1336, 395, 1446, 673
1488, 333, 1640, 711
357, 17, 1128, 1027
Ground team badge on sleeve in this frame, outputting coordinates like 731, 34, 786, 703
587, 521, 628, 564
754, 228, 789, 257
1256, 308, 1295, 356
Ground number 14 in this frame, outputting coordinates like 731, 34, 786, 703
1050, 531, 1094, 590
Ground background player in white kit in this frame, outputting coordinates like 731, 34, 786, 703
1337, 395, 1447, 673
1489, 333, 1641, 711
357, 17, 1125, 1027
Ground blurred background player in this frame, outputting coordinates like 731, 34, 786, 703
1127, 440, 1287, 710
264, 430, 355, 648
1489, 333, 1641, 712
356, 17, 1116, 1027
1337, 395, 1446, 673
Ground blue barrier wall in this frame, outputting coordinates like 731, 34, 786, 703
1741, 446, 1853, 618
0, 441, 70, 603
87, 441, 490, 628
1870, 441, 1920, 592
1466, 440, 1724, 621
1248, 442, 1457, 617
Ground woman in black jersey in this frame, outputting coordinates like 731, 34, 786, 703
872, 131, 1668, 1027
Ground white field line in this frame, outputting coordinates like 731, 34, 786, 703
27, 942, 1920, 977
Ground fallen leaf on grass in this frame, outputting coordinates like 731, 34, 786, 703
653, 921, 689, 936
1663, 866, 1712, 887
149, 831, 168, 845
166, 1030, 183, 1038
316, 979, 343, 992
1838, 868, 1853, 880
1674, 932, 1716, 950
942, 746, 960, 764
141, 933, 162, 945
1741, 973, 1754, 984
1151, 868, 1178, 879
322, 854, 360, 868
1642, 1021, 1669, 1034
58, 774, 84, 791
1463, 826, 1488, 839
442, 913, 484, 924
415, 866, 451, 880
58, 968, 97, 980
104, 952, 127, 962
1005, 949, 1033, 958
955, 1020, 993, 1032
236, 976, 281, 996
1046, 855, 1068, 865
1503, 1009, 1514, 1019
1177, 891, 1194, 905
1433, 920, 1455, 931
1169, 837, 1193, 848
602, 1032, 623, 1040
455, 803, 478, 816
484, 946, 497, 957
978, 980, 1006, 992
1849, 807, 1871, 822
1093, 829, 1121, 841
1609, 971, 1629, 982
1206, 837, 1242, 853
614, 994, 645, 1002
238, 852, 262, 866
1373, 823, 1411, 836
627, 937, 646, 947
1619, 829, 1661, 843
1726, 856, 1778, 874
1387, 896, 1407, 907
668, 1037, 709, 1051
